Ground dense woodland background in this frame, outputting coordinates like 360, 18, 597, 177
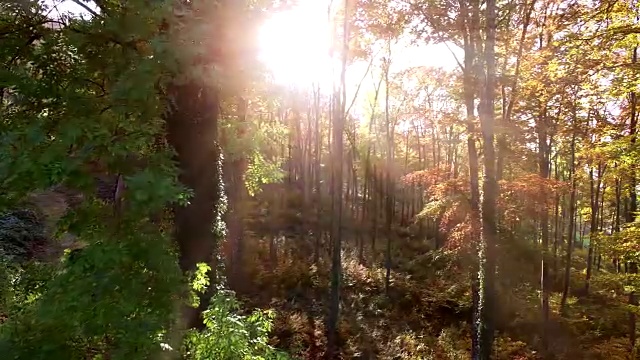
1, 0, 640, 359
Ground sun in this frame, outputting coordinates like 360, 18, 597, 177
257, 1, 335, 88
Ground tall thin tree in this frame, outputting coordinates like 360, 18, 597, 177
327, 0, 349, 356
475, 0, 498, 354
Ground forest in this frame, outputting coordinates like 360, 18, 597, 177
0, 0, 639, 359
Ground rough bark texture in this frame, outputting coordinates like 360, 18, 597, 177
166, 82, 222, 330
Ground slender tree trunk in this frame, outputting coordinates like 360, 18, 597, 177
401, 132, 410, 225
382, 40, 394, 295
560, 110, 578, 314
577, 213, 583, 249
595, 182, 606, 273
628, 41, 638, 356
313, 85, 323, 264
537, 108, 550, 353
372, 163, 379, 257
363, 73, 384, 264
475, 0, 498, 354
326, 2, 349, 355
553, 156, 561, 278
585, 164, 602, 294
458, 0, 482, 354
616, 175, 622, 232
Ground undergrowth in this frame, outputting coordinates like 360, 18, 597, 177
234, 236, 635, 360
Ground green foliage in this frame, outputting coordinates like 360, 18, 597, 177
184, 292, 288, 360
0, 214, 183, 360
0, 258, 54, 314
245, 151, 285, 196
183, 263, 289, 360
0, 1, 190, 358
221, 115, 286, 196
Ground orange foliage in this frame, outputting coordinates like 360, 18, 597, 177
499, 174, 568, 223
444, 214, 480, 251
403, 172, 568, 251
402, 169, 451, 189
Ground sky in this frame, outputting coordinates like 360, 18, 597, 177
43, 0, 95, 16
257, 0, 462, 88
43, 0, 463, 107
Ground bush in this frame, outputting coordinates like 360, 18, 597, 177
183, 264, 289, 360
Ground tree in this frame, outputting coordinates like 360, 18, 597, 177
474, 0, 498, 355
326, 0, 350, 356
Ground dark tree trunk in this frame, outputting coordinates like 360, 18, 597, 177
224, 97, 249, 289
166, 82, 223, 330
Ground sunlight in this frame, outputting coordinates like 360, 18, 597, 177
258, 2, 335, 89
43, 0, 99, 17
395, 42, 463, 71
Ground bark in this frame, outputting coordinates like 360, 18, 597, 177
326, 1, 349, 355
628, 42, 638, 356
475, 0, 498, 354
560, 111, 577, 314
459, 0, 482, 353
362, 72, 384, 264
553, 156, 561, 277
383, 42, 394, 295
537, 107, 550, 353
166, 82, 222, 330
585, 163, 603, 294
224, 97, 249, 289
313, 85, 323, 264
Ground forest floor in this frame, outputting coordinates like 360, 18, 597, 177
232, 238, 634, 360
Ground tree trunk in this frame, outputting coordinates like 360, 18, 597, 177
628, 41, 638, 357
475, 0, 498, 354
313, 85, 323, 264
383, 42, 394, 295
326, 2, 349, 355
553, 156, 561, 277
362, 72, 384, 264
166, 82, 223, 330
224, 97, 249, 289
537, 107, 550, 353
459, 0, 482, 352
585, 164, 602, 294
560, 110, 578, 314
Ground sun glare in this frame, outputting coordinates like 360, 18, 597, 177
258, 2, 334, 88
